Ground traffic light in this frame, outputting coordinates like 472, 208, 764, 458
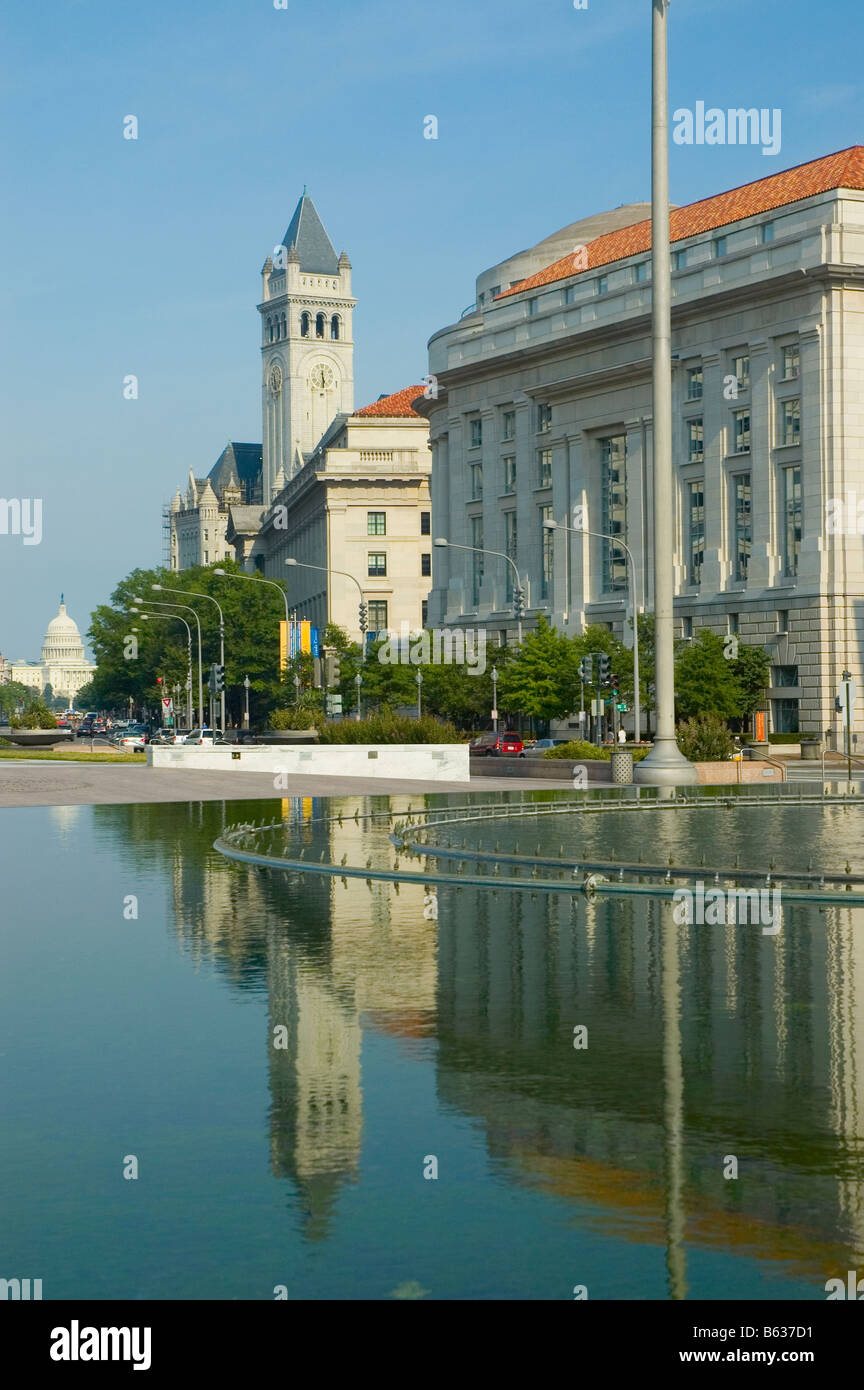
214, 665, 225, 693
513, 587, 526, 620
579, 654, 594, 684
324, 650, 341, 687
156, 676, 163, 687
610, 672, 619, 696
598, 653, 611, 685
358, 601, 368, 634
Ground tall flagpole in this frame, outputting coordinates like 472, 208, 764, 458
635, 0, 697, 785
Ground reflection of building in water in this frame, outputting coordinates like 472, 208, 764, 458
160, 795, 437, 1240
435, 885, 864, 1276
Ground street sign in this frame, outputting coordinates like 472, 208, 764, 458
161, 698, 173, 713
491, 709, 498, 720
838, 678, 857, 726
616, 702, 628, 712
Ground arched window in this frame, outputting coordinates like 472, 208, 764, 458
266, 317, 273, 342
280, 313, 287, 339
300, 311, 310, 337
315, 312, 325, 338
330, 315, 340, 340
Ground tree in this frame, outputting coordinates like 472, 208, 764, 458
729, 643, 770, 731
497, 617, 581, 723
674, 629, 741, 720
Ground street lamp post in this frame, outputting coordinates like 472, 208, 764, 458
243, 676, 251, 729
491, 666, 499, 733
355, 671, 362, 722
284, 557, 367, 662
416, 668, 423, 720
212, 569, 291, 686
544, 519, 641, 744
433, 538, 525, 643
153, 584, 226, 733
131, 602, 200, 726
635, 0, 696, 784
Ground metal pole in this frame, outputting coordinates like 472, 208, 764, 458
416, 670, 423, 720
244, 676, 250, 729
284, 558, 366, 662
212, 569, 290, 685
492, 667, 498, 733
845, 671, 852, 784
132, 604, 201, 726
434, 539, 523, 643
355, 672, 362, 722
635, 0, 696, 784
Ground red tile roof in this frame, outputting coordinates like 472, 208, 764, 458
499, 146, 864, 299
354, 385, 426, 417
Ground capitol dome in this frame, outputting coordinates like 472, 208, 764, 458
41, 596, 87, 664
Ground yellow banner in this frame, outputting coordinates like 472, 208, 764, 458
279, 620, 287, 671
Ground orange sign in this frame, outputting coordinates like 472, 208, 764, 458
754, 710, 766, 742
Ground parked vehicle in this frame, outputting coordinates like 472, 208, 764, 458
469, 732, 525, 757
117, 731, 148, 751
524, 738, 570, 757
216, 729, 259, 745
183, 729, 222, 745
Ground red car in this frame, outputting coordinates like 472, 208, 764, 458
470, 732, 525, 757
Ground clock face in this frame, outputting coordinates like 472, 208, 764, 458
310, 363, 336, 391
269, 364, 283, 394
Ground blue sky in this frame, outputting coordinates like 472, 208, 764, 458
0, 0, 859, 657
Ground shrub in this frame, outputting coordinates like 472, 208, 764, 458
543, 740, 652, 763
676, 715, 734, 761
269, 707, 321, 731
317, 710, 466, 744
10, 702, 57, 730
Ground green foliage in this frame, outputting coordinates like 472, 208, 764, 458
497, 617, 581, 721
11, 700, 57, 729
675, 715, 735, 761
729, 642, 770, 720
269, 707, 320, 730
543, 739, 652, 762
674, 629, 742, 720
317, 710, 466, 744
0, 680, 38, 719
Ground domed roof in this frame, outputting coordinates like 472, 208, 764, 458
41, 595, 87, 664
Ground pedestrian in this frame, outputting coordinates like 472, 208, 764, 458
617, 727, 627, 744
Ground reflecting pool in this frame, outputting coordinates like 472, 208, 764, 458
2, 791, 863, 1300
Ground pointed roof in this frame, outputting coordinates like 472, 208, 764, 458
280, 192, 340, 274
498, 145, 864, 300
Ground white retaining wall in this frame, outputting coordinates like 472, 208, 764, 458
147, 743, 470, 782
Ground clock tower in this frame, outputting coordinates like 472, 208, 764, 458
259, 192, 356, 504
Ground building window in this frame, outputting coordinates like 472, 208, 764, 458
734, 473, 751, 582
729, 612, 739, 635
502, 455, 516, 494
502, 410, 516, 441
686, 366, 703, 400
540, 505, 554, 601
596, 275, 608, 295
315, 312, 325, 338
600, 434, 627, 593
537, 449, 553, 488
772, 664, 799, 688
777, 610, 789, 633
564, 284, 578, 304
536, 402, 552, 434
330, 315, 340, 340
528, 298, 538, 316
504, 512, 518, 601
367, 600, 388, 632
470, 462, 483, 500
674, 249, 687, 270
772, 697, 799, 733
367, 511, 386, 535
368, 552, 387, 577
782, 344, 800, 380
733, 408, 751, 453
471, 516, 484, 607
688, 418, 704, 463
280, 313, 286, 338
780, 398, 801, 447
420, 511, 430, 535
635, 261, 648, 283
489, 284, 501, 298
762, 222, 774, 244
300, 312, 310, 337
783, 466, 801, 577
688, 480, 705, 586
733, 353, 750, 392
469, 418, 483, 448
683, 616, 693, 638
421, 599, 428, 626
421, 553, 431, 577
714, 235, 728, 258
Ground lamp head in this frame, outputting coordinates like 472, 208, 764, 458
213, 568, 226, 576
433, 538, 448, 548
543, 519, 557, 530
285, 558, 297, 566
151, 583, 162, 591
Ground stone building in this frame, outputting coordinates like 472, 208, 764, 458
418, 146, 864, 737
9, 596, 96, 704
168, 442, 263, 571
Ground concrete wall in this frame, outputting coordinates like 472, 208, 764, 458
148, 742, 469, 782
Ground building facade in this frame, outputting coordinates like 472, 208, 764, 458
8, 597, 96, 703
247, 387, 432, 641
168, 442, 263, 571
419, 146, 864, 738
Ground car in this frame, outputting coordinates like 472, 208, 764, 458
117, 732, 147, 751
183, 728, 223, 745
469, 732, 525, 757
524, 738, 570, 757
216, 729, 259, 745
150, 729, 178, 745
